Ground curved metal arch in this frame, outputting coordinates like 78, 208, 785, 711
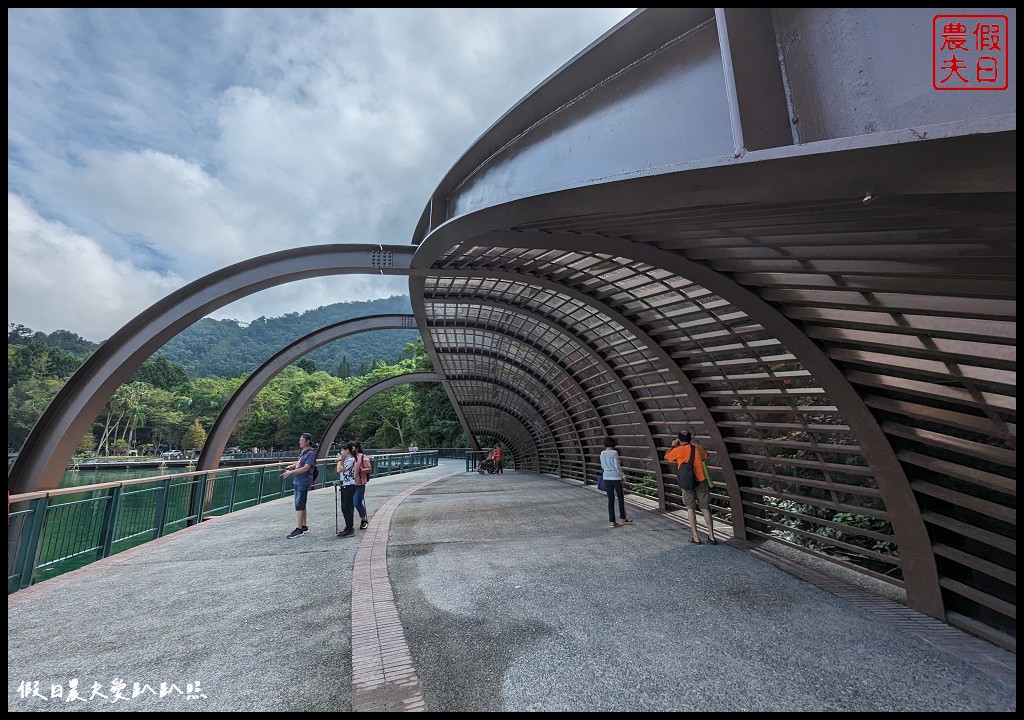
415, 216, 941, 618
434, 352, 595, 480
436, 345, 607, 443
436, 344, 609, 477
318, 372, 440, 460
428, 299, 618, 479
317, 371, 545, 470
428, 336, 575, 471
450, 382, 560, 464
10, 244, 419, 494
428, 296, 666, 492
444, 370, 570, 477
417, 287, 665, 495
459, 403, 548, 472
425, 281, 740, 515
197, 314, 419, 472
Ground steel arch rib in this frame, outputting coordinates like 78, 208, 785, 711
416, 219, 942, 619
444, 368, 571, 475
459, 403, 547, 471
411, 278, 667, 503
427, 300, 613, 481
436, 345, 609, 477
318, 372, 440, 459
9, 244, 417, 495
435, 354, 595, 480
196, 314, 418, 473
317, 374, 548, 470
425, 279, 740, 518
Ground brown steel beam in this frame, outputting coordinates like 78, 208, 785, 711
9, 245, 417, 495
197, 314, 418, 473
318, 372, 439, 460
415, 215, 943, 620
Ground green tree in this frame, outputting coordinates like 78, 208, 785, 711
279, 368, 349, 443
96, 382, 151, 454
7, 317, 461, 457
409, 382, 464, 448
8, 323, 34, 344
339, 359, 420, 448
133, 355, 188, 390
182, 419, 207, 453
177, 377, 240, 434
77, 432, 96, 454
337, 356, 351, 378
146, 388, 187, 451
8, 376, 66, 451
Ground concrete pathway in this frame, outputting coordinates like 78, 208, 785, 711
7, 460, 1016, 711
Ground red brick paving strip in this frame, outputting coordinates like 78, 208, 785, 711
349, 472, 461, 712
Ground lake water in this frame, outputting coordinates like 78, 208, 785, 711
60, 464, 204, 489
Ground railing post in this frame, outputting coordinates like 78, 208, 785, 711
226, 469, 237, 513
194, 473, 208, 522
97, 486, 122, 559
256, 465, 267, 505
152, 478, 171, 539
14, 498, 49, 592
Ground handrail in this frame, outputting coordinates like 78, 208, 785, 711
7, 451, 440, 594
15, 462, 293, 501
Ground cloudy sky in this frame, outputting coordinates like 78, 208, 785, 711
8, 8, 635, 342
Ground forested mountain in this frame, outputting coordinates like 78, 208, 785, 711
156, 295, 418, 378
9, 301, 466, 455
10, 295, 420, 379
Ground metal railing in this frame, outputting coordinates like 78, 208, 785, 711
7, 451, 438, 593
465, 450, 510, 473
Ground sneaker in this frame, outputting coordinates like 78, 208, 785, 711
338, 528, 355, 538
359, 519, 368, 530
621, 518, 633, 524
302, 525, 309, 532
286, 527, 304, 539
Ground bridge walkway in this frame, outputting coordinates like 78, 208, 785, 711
7, 460, 1015, 711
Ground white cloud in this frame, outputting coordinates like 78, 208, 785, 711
7, 8, 636, 340
7, 193, 184, 340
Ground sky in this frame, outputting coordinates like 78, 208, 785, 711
8, 8, 636, 342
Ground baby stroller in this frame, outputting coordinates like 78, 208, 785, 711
477, 458, 498, 474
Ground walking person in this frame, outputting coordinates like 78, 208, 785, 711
282, 432, 317, 539
353, 441, 372, 530
665, 431, 719, 544
335, 442, 358, 538
493, 443, 504, 473
600, 437, 632, 527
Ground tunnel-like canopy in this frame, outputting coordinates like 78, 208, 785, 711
9, 8, 1015, 653
407, 8, 1016, 651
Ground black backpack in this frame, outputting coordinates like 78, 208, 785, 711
312, 464, 320, 481
676, 445, 697, 491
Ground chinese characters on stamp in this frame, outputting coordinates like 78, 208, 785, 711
934, 14, 1009, 90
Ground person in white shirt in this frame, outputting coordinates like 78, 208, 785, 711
600, 436, 633, 527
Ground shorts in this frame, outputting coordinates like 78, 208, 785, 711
293, 482, 311, 511
682, 480, 710, 511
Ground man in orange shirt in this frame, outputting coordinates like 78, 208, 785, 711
665, 431, 719, 545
